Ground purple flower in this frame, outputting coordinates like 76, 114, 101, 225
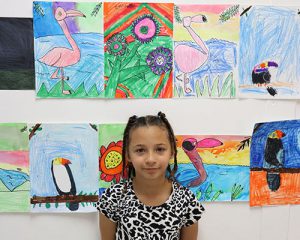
146, 47, 172, 75
106, 33, 127, 56
131, 14, 159, 43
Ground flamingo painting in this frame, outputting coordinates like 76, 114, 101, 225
38, 7, 85, 95
182, 137, 222, 187
176, 135, 250, 201
174, 15, 209, 94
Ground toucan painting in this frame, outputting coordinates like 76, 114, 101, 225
252, 61, 278, 96
263, 130, 286, 191
51, 157, 79, 211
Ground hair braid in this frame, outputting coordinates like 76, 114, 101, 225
157, 112, 178, 180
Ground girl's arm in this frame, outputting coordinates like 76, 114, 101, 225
180, 222, 199, 240
99, 213, 117, 240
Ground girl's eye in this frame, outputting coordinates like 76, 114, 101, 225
135, 148, 145, 153
156, 147, 166, 152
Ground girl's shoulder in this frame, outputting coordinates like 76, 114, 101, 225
172, 181, 200, 204
101, 180, 128, 200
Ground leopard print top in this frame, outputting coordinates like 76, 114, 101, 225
97, 179, 205, 240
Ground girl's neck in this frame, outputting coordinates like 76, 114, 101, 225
132, 177, 172, 206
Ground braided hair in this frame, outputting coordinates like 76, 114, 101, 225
122, 112, 178, 184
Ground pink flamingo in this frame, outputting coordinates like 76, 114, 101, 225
39, 7, 85, 95
175, 15, 209, 94
182, 137, 222, 187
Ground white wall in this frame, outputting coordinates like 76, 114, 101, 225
1, 0, 300, 239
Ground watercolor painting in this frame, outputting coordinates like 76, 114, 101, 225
239, 6, 300, 99
174, 5, 239, 98
175, 135, 250, 201
98, 124, 125, 195
250, 120, 300, 206
0, 18, 34, 89
0, 123, 30, 212
29, 124, 98, 212
33, 1, 104, 98
104, 2, 173, 98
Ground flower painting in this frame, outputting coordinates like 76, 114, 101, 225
104, 2, 173, 98
98, 124, 126, 195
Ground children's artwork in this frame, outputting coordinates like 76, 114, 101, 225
104, 2, 173, 98
175, 135, 250, 201
0, 124, 30, 212
0, 18, 34, 89
174, 5, 239, 98
29, 124, 98, 212
33, 1, 104, 98
239, 6, 300, 99
250, 120, 300, 206
98, 124, 125, 195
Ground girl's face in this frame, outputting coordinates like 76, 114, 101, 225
127, 125, 173, 181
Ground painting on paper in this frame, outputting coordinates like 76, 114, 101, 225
239, 6, 300, 99
33, 1, 104, 98
173, 5, 239, 98
175, 135, 250, 201
0, 18, 34, 89
250, 120, 300, 206
99, 124, 125, 195
0, 123, 30, 212
104, 2, 173, 98
29, 124, 98, 212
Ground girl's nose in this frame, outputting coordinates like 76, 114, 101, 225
145, 152, 156, 165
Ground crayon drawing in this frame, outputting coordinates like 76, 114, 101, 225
239, 6, 300, 99
33, 1, 104, 98
0, 123, 30, 212
175, 135, 250, 201
0, 18, 34, 89
174, 5, 239, 98
98, 124, 125, 195
250, 120, 300, 206
104, 2, 173, 98
29, 124, 98, 212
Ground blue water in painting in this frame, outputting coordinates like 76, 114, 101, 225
174, 39, 237, 97
175, 163, 249, 202
34, 33, 104, 94
0, 169, 29, 191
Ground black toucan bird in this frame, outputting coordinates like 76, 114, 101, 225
252, 61, 278, 96
264, 130, 286, 191
51, 157, 79, 211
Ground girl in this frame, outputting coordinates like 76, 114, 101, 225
97, 112, 205, 240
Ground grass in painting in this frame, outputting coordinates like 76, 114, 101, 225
37, 81, 103, 98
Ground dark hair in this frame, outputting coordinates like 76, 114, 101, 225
122, 111, 178, 182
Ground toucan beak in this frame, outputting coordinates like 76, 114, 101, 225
66, 9, 86, 18
61, 158, 71, 165
276, 130, 286, 138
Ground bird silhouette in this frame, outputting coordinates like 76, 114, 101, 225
39, 7, 85, 95
264, 130, 285, 191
